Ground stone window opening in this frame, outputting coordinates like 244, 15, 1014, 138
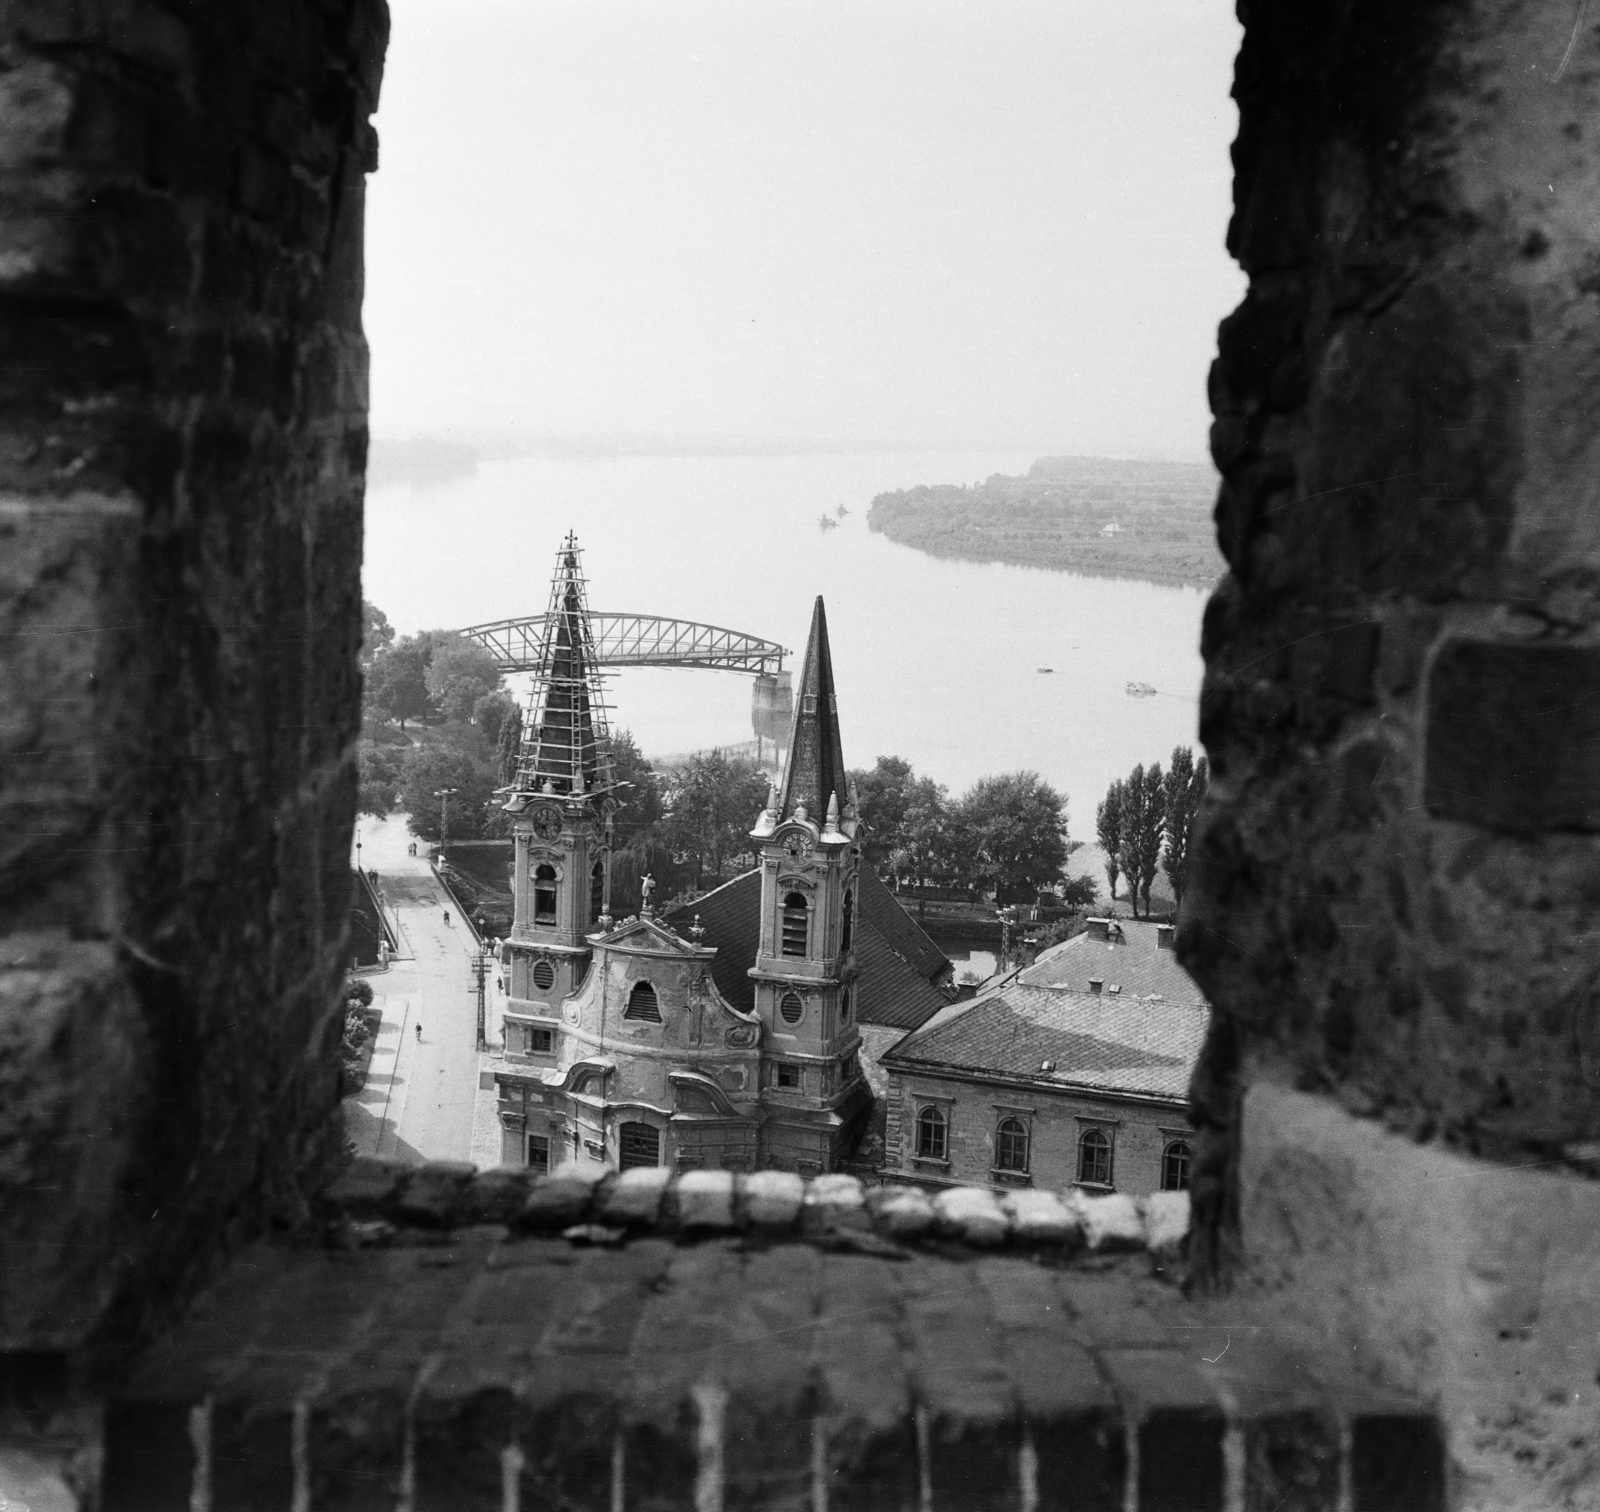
781, 892, 809, 956
774, 1061, 800, 1089
840, 984, 852, 1023
625, 980, 662, 1021
532, 959, 556, 991
526, 1134, 550, 1174
1161, 1139, 1192, 1193
525, 1027, 553, 1054
995, 1116, 1030, 1174
1077, 1127, 1113, 1187
619, 1121, 660, 1170
534, 864, 558, 925
916, 1104, 948, 1161
780, 990, 804, 1025
590, 859, 605, 922
841, 889, 854, 954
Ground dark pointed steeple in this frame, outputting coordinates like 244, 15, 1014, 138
776, 596, 848, 824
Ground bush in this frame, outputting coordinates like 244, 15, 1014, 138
345, 977, 374, 1007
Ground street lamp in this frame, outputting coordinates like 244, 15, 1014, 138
433, 787, 458, 864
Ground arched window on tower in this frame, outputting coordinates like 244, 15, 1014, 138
590, 860, 605, 923
841, 889, 854, 955
534, 864, 557, 925
781, 892, 808, 957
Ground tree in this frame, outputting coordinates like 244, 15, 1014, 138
360, 601, 395, 669
1060, 874, 1099, 910
951, 771, 1069, 905
495, 700, 524, 787
1117, 762, 1166, 918
356, 740, 402, 818
662, 748, 769, 889
364, 635, 433, 728
892, 776, 952, 923
1096, 779, 1125, 906
852, 755, 916, 871
608, 729, 663, 846
424, 633, 504, 724
1161, 745, 1208, 911
472, 688, 518, 749
400, 734, 501, 844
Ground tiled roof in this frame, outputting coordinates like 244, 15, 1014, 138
1020, 918, 1204, 1004
882, 983, 1208, 1102
664, 868, 951, 1033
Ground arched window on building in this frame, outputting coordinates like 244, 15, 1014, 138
781, 892, 808, 956
1077, 1127, 1113, 1187
625, 981, 661, 1022
841, 889, 854, 954
619, 1122, 660, 1170
916, 1105, 947, 1161
1161, 1139, 1192, 1192
590, 860, 605, 923
995, 1117, 1030, 1173
532, 959, 555, 991
533, 864, 558, 925
840, 984, 852, 1023
780, 991, 803, 1025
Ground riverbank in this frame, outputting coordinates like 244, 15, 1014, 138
867, 454, 1223, 590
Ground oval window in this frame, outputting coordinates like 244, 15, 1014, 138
532, 959, 555, 991
780, 991, 803, 1025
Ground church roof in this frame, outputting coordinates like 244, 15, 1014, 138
776, 597, 849, 824
664, 868, 951, 1032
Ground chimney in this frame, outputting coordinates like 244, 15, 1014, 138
1157, 924, 1175, 950
1087, 917, 1110, 941
1089, 977, 1103, 995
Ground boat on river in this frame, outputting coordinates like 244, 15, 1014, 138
1126, 681, 1157, 697
819, 515, 838, 531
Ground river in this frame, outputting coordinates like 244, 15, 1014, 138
363, 449, 1209, 837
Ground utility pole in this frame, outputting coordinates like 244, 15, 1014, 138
433, 787, 458, 865
999, 904, 1018, 976
469, 944, 489, 1050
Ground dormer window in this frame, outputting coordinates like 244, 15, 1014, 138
781, 892, 808, 957
625, 980, 661, 1022
534, 864, 557, 925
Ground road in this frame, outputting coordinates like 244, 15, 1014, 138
345, 813, 485, 1165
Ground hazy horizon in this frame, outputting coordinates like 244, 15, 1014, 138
367, 1, 1244, 462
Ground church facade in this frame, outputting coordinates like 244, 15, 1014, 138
486, 544, 877, 1175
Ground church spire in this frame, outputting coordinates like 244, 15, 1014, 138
511, 534, 616, 798
775, 596, 847, 824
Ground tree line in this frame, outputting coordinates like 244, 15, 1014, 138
1093, 746, 1208, 918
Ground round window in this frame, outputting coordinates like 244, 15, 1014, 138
780, 991, 803, 1025
533, 960, 555, 991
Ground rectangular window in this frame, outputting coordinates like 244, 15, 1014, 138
775, 1062, 800, 1089
526, 1134, 550, 1174
527, 1027, 554, 1054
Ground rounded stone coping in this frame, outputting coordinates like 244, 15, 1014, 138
320, 1158, 1189, 1257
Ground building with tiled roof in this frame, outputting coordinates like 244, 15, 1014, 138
879, 917, 1209, 1194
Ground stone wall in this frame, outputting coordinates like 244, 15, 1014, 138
1181, 2, 1600, 1501
0, 0, 387, 1357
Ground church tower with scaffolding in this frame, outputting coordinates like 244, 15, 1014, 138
501, 537, 617, 1023
748, 596, 870, 1172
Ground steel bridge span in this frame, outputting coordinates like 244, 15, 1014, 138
457, 612, 794, 750
458, 612, 788, 676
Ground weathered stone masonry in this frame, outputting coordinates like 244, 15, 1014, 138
0, 0, 387, 1357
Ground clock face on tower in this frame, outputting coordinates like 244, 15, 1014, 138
531, 804, 562, 841
782, 830, 815, 865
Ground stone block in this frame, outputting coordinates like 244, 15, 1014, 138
596, 1167, 672, 1228
394, 1162, 477, 1228
516, 1168, 604, 1232
461, 1168, 533, 1225
1425, 639, 1600, 832
1140, 1191, 1190, 1253
1076, 1192, 1145, 1251
866, 1184, 936, 1240
1002, 1188, 1080, 1248
739, 1169, 804, 1231
934, 1186, 1011, 1246
672, 1170, 737, 1232
802, 1172, 868, 1231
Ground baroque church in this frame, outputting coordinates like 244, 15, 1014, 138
485, 544, 948, 1175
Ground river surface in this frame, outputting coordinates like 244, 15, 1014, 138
363, 450, 1208, 835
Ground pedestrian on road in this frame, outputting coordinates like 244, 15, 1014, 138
415, 1022, 422, 1042
443, 910, 450, 926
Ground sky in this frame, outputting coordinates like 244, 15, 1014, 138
365, 0, 1244, 460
